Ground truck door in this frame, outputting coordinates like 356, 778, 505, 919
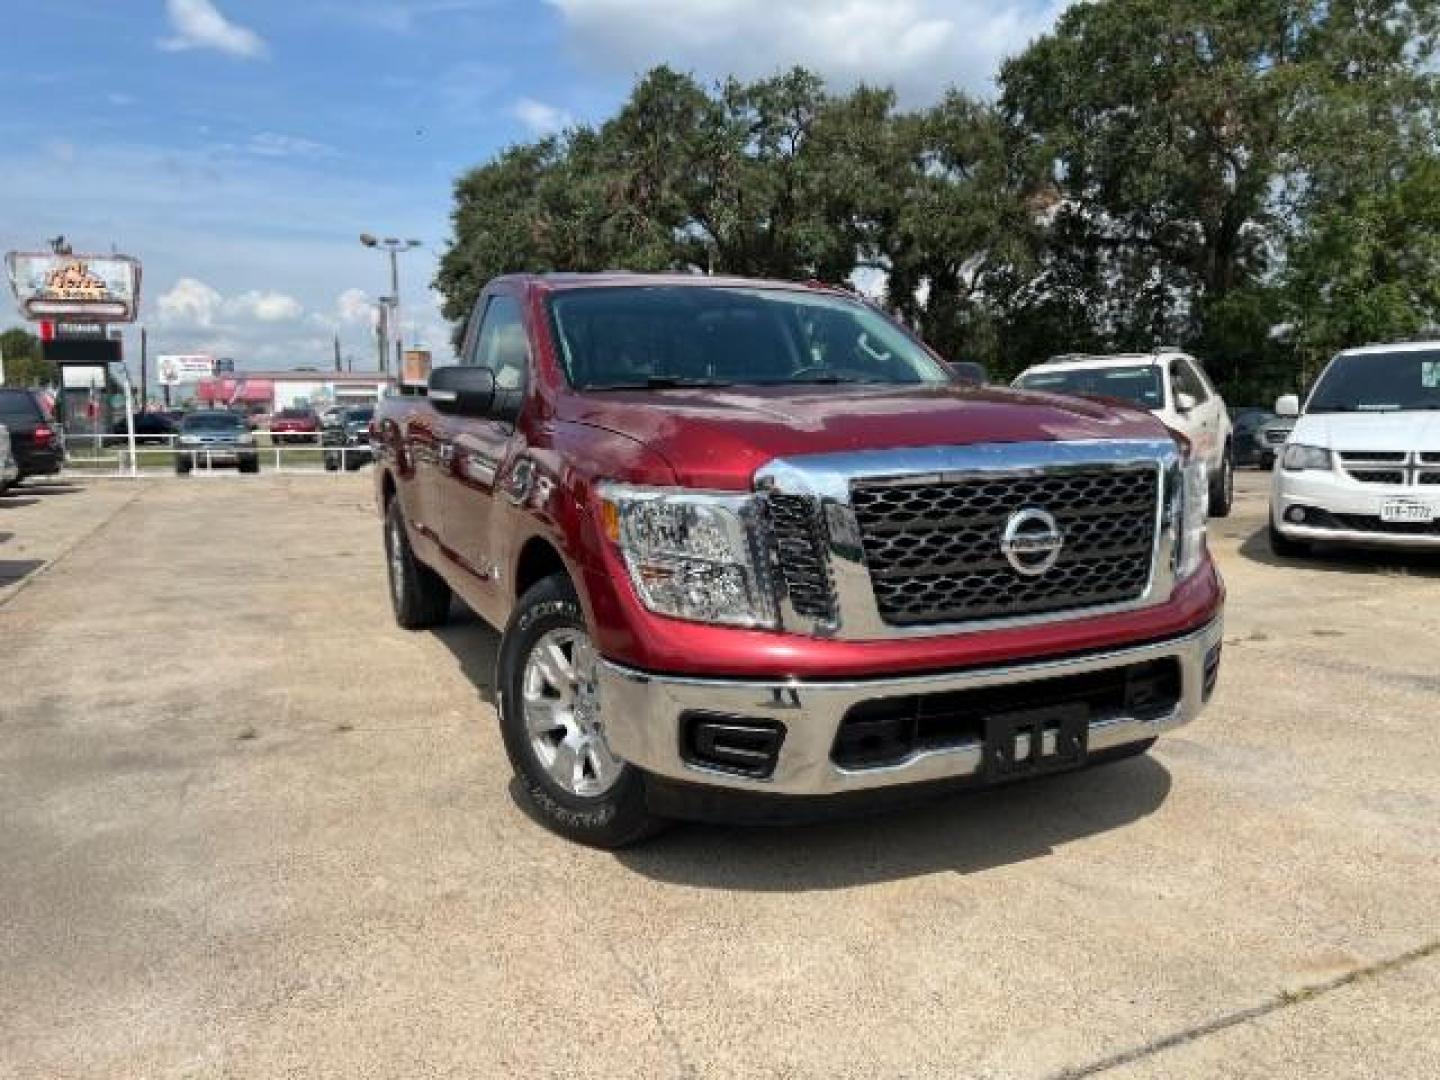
433, 292, 530, 615
1175, 357, 1221, 467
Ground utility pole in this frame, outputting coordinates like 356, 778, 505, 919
139, 327, 148, 407
333, 332, 342, 373
359, 234, 421, 377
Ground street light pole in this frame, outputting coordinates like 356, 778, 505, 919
359, 234, 422, 377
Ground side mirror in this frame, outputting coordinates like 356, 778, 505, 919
429, 366, 496, 418
1275, 394, 1300, 418
948, 361, 988, 386
1176, 391, 1199, 413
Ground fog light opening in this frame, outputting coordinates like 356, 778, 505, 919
1286, 506, 1307, 524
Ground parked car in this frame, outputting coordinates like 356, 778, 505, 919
322, 407, 375, 471
1229, 408, 1274, 467
1012, 352, 1235, 516
110, 411, 178, 445
268, 408, 320, 444
175, 410, 260, 474
0, 423, 18, 493
1255, 414, 1297, 469
0, 388, 65, 484
373, 273, 1224, 847
1269, 341, 1440, 556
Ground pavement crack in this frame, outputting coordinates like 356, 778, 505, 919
596, 934, 697, 1080
1050, 938, 1440, 1079
0, 483, 148, 610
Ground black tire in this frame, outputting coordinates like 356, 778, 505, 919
1208, 444, 1234, 518
324, 454, 340, 472
1268, 518, 1311, 558
498, 574, 664, 849
383, 496, 450, 629
239, 457, 259, 474
175, 457, 192, 476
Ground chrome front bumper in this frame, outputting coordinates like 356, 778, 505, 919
599, 618, 1223, 797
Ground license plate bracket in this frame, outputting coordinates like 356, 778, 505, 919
1381, 499, 1435, 524
983, 703, 1090, 779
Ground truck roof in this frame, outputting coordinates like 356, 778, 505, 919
495, 271, 854, 297
1030, 352, 1188, 373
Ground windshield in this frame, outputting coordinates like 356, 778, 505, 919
182, 412, 244, 432
0, 390, 41, 425
547, 286, 951, 390
277, 409, 312, 420
1014, 365, 1164, 409
1307, 350, 1440, 413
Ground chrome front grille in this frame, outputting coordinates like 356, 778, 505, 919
1338, 451, 1440, 486
756, 440, 1179, 641
765, 493, 835, 622
851, 468, 1158, 626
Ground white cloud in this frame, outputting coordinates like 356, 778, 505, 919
159, 0, 267, 59
157, 280, 304, 330
247, 132, 333, 158
545, 0, 1072, 100
231, 290, 304, 322
335, 288, 380, 327
513, 97, 573, 135
157, 277, 224, 328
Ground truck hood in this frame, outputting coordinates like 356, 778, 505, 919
557, 384, 1167, 488
1292, 412, 1440, 453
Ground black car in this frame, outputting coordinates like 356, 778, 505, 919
322, 407, 375, 471
1229, 408, 1274, 467
175, 411, 259, 474
110, 411, 178, 445
0, 389, 64, 483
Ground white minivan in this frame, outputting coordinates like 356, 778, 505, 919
1269, 342, 1440, 555
1013, 352, 1234, 517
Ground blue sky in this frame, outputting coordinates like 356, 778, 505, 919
1, 0, 1069, 375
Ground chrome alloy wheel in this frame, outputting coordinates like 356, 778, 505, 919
522, 627, 622, 797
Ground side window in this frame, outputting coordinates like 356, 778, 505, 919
465, 295, 529, 393
1173, 358, 1210, 403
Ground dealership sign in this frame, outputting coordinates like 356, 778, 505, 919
157, 354, 216, 385
5, 252, 142, 322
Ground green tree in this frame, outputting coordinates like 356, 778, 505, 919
999, 0, 1440, 393
0, 327, 53, 388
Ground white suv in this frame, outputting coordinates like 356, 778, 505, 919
1269, 342, 1440, 556
1013, 352, 1234, 516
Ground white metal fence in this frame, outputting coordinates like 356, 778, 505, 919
57, 432, 375, 478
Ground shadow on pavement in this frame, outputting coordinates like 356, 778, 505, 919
616, 755, 1172, 891
13, 482, 83, 496
0, 498, 40, 508
0, 559, 45, 587
1237, 525, 1440, 578
432, 600, 501, 707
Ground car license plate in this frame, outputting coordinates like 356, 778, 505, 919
982, 703, 1089, 779
1381, 500, 1436, 524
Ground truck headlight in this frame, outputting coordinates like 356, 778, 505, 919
1282, 444, 1331, 472
600, 484, 776, 628
1176, 458, 1209, 580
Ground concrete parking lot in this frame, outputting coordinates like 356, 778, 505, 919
1, 471, 1437, 1078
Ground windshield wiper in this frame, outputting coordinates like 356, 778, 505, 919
589, 377, 735, 390
787, 375, 880, 385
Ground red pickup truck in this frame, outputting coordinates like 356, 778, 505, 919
374, 274, 1223, 847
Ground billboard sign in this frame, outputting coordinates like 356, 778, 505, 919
157, 354, 216, 385
6, 252, 142, 322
